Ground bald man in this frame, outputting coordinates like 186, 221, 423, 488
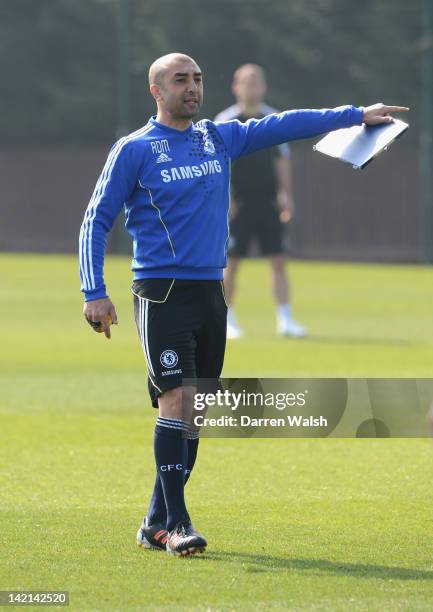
79, 52, 409, 556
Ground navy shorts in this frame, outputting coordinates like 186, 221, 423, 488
132, 278, 227, 408
228, 198, 284, 257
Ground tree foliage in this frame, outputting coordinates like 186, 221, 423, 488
0, 0, 420, 144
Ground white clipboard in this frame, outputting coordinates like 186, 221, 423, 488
313, 118, 409, 169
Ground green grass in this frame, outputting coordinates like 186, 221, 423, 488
1, 253, 433, 610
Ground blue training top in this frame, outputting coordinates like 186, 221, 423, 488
79, 106, 363, 301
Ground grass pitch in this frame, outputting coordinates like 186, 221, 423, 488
1, 253, 433, 610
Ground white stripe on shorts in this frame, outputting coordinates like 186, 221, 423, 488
137, 296, 157, 378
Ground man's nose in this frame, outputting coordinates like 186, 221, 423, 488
187, 78, 199, 92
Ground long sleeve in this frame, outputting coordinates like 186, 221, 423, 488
215, 105, 363, 160
79, 138, 142, 301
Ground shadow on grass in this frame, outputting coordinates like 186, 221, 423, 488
189, 551, 433, 580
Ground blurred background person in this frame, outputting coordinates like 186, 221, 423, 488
215, 64, 307, 339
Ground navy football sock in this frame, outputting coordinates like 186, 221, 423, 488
184, 429, 199, 484
146, 475, 166, 526
153, 416, 189, 532
146, 427, 199, 525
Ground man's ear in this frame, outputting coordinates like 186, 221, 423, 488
150, 83, 163, 102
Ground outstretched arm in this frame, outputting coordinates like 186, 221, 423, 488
215, 103, 409, 160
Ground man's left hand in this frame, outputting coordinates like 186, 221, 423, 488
363, 103, 409, 126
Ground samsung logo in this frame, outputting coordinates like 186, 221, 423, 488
161, 159, 222, 183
